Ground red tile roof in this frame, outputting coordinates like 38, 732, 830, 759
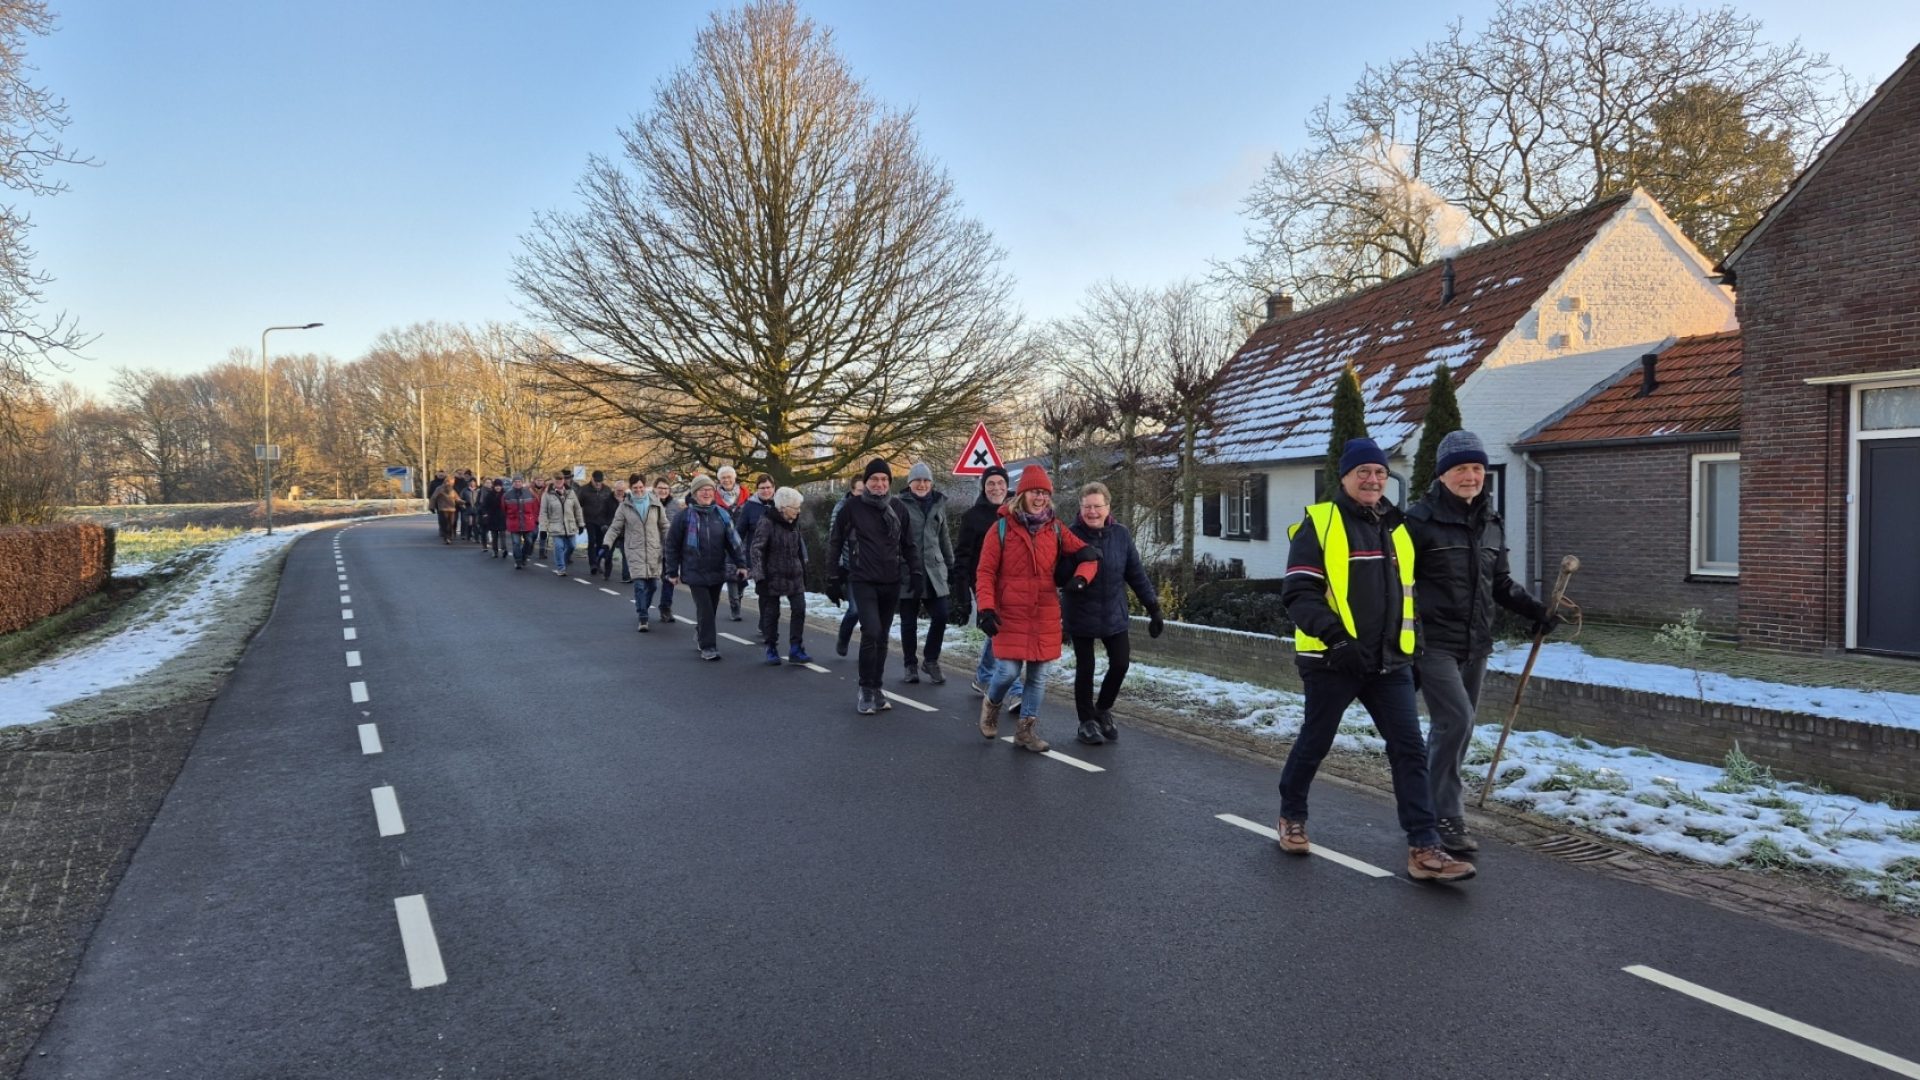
1517, 331, 1742, 446
1199, 193, 1634, 465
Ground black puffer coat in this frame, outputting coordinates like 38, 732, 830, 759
576, 482, 619, 528
1404, 482, 1545, 660
951, 473, 1007, 597
1061, 520, 1159, 638
750, 512, 809, 596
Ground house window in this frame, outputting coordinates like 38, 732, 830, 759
1862, 385, 1920, 430
1691, 453, 1739, 576
1224, 477, 1251, 537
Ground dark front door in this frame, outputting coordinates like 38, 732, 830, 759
1859, 438, 1920, 656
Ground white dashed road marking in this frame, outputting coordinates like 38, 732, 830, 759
342, 610, 354, 620
803, 663, 832, 674
675, 615, 696, 625
882, 690, 938, 713
999, 737, 1106, 772
343, 627, 357, 640
600, 588, 621, 596
338, 574, 347, 581
1623, 966, 1920, 1078
339, 583, 350, 591
371, 786, 405, 836
393, 895, 447, 989
346, 651, 362, 667
719, 632, 756, 646
358, 723, 383, 755
574, 577, 592, 586
340, 595, 351, 604
1215, 814, 1394, 878
349, 681, 369, 704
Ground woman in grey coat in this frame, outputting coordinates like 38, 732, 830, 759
604, 472, 671, 632
896, 462, 956, 684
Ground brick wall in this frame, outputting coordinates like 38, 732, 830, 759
1528, 440, 1740, 632
1733, 59, 1920, 654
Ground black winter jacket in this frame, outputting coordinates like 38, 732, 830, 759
576, 483, 619, 528
953, 492, 1004, 597
750, 513, 808, 596
1281, 490, 1416, 673
1062, 520, 1158, 638
476, 486, 507, 530
664, 503, 746, 587
827, 493, 918, 586
1404, 482, 1543, 660
736, 496, 775, 549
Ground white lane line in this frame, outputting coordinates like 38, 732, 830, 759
719, 632, 756, 646
803, 663, 832, 674
370, 785, 405, 836
343, 627, 357, 640
349, 681, 369, 704
599, 587, 621, 596
574, 577, 592, 586
393, 895, 447, 989
882, 690, 939, 713
346, 651, 362, 668
342, 610, 354, 620
535, 562, 546, 567
358, 723, 383, 755
337, 573, 347, 581
1215, 814, 1394, 878
339, 583, 350, 591
340, 595, 351, 604
1623, 966, 1920, 1077
675, 615, 696, 625
999, 737, 1106, 772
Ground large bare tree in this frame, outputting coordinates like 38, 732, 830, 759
514, 1, 1016, 485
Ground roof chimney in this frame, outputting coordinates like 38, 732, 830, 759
1264, 293, 1294, 322
1639, 352, 1659, 397
1441, 258, 1456, 304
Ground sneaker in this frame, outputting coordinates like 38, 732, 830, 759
924, 660, 945, 685
789, 645, 813, 664
659, 608, 674, 625
903, 661, 919, 684
1095, 708, 1118, 741
1436, 817, 1479, 854
553, 569, 564, 577
856, 688, 877, 715
700, 648, 722, 662
729, 605, 743, 622
876, 692, 893, 711
637, 617, 649, 633
1075, 720, 1105, 745
764, 645, 783, 666
1409, 846, 1477, 882
1276, 817, 1310, 855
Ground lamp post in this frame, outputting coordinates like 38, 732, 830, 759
261, 322, 323, 535
416, 382, 451, 511
472, 399, 485, 478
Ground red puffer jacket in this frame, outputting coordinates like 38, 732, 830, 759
502, 488, 541, 533
975, 505, 1098, 662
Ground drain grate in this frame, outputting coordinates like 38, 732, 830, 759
1529, 834, 1628, 864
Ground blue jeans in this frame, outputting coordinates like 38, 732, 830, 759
552, 533, 576, 570
974, 595, 1021, 697
1279, 665, 1440, 848
988, 657, 1048, 718
513, 531, 535, 565
632, 576, 658, 618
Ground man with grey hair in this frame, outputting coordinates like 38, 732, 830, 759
713, 465, 750, 620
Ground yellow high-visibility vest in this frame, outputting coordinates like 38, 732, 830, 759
1289, 501, 1416, 657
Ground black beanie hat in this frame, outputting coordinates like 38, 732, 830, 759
863, 457, 892, 482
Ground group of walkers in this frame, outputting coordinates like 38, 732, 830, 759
425, 429, 1555, 886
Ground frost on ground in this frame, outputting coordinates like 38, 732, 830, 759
1, 519, 363, 730
1489, 640, 1920, 731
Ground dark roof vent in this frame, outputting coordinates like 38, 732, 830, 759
1441, 258, 1456, 305
1639, 352, 1659, 397
1264, 293, 1294, 322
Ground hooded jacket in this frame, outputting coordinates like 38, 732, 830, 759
605, 491, 670, 579
502, 486, 540, 532
750, 511, 809, 596
899, 489, 954, 599
1405, 481, 1544, 660
827, 493, 918, 586
975, 501, 1098, 662
1062, 519, 1159, 639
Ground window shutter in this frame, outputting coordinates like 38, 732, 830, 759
1202, 490, 1221, 537
1250, 473, 1269, 541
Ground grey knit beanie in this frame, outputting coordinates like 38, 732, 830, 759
1435, 429, 1489, 475
907, 462, 934, 484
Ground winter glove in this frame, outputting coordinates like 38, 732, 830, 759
1532, 612, 1562, 638
1323, 638, 1368, 678
948, 591, 971, 626
824, 580, 844, 607
908, 573, 926, 598
1148, 611, 1164, 639
1068, 574, 1091, 592
977, 610, 1000, 637
1073, 545, 1102, 565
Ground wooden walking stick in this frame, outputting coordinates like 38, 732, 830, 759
1477, 554, 1580, 808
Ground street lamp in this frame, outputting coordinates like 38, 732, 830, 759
261, 322, 323, 535
415, 382, 452, 512
471, 399, 485, 478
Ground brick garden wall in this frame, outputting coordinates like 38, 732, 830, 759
1529, 440, 1740, 633
0, 524, 115, 634
1732, 60, 1920, 654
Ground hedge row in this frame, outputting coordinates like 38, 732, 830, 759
0, 523, 115, 635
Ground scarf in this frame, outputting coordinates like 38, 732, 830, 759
626, 489, 655, 519
1015, 507, 1054, 535
860, 491, 901, 541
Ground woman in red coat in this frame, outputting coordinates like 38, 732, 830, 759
974, 464, 1100, 752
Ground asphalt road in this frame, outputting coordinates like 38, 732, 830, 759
22, 516, 1920, 1078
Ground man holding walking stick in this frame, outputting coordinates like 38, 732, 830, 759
1277, 438, 1476, 883
1405, 430, 1557, 855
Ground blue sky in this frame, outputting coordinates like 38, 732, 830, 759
27, 1, 1920, 395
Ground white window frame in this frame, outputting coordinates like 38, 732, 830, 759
1224, 477, 1252, 538
1845, 377, 1920, 649
1690, 451, 1740, 577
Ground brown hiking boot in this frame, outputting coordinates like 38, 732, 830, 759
1276, 817, 1310, 855
1013, 714, 1049, 753
978, 697, 1002, 739
1408, 845, 1477, 882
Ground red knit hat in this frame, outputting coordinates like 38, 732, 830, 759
1015, 464, 1052, 494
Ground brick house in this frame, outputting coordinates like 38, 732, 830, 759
1719, 45, 1920, 657
1514, 332, 1742, 631
1183, 190, 1735, 591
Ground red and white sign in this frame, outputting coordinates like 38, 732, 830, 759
951, 422, 1004, 477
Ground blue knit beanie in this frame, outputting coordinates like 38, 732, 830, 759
1435, 429, 1489, 476
1338, 437, 1389, 477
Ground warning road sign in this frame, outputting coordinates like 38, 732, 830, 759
951, 423, 1003, 477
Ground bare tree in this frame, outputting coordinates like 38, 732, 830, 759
1047, 280, 1167, 529
1155, 282, 1240, 588
514, 1, 1016, 485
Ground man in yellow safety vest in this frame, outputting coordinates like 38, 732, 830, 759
1277, 437, 1476, 883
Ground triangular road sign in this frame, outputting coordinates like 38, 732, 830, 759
951, 422, 1003, 476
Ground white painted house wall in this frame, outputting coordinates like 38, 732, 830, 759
1186, 192, 1735, 583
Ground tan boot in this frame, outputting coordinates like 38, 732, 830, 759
1013, 714, 1049, 753
978, 697, 1002, 739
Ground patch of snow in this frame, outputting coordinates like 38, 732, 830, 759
114, 559, 156, 578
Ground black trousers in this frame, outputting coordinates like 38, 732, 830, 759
585, 523, 608, 570
1071, 632, 1133, 720
689, 583, 724, 651
898, 594, 949, 664
851, 581, 900, 689
758, 588, 806, 648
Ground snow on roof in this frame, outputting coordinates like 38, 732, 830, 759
1196, 193, 1633, 465
1518, 331, 1741, 447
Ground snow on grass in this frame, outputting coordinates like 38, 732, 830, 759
1489, 641, 1920, 731
1, 520, 356, 729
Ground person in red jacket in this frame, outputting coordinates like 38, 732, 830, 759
501, 475, 542, 569
974, 464, 1100, 752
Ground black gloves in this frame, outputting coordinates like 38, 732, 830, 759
1068, 575, 1090, 592
977, 610, 1001, 637
1533, 612, 1562, 638
948, 591, 972, 626
824, 581, 844, 607
1148, 611, 1164, 639
908, 573, 926, 598
1324, 639, 1368, 677
1074, 545, 1102, 564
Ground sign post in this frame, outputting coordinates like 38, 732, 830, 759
951, 423, 1004, 477
385, 465, 412, 502
255, 444, 282, 534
